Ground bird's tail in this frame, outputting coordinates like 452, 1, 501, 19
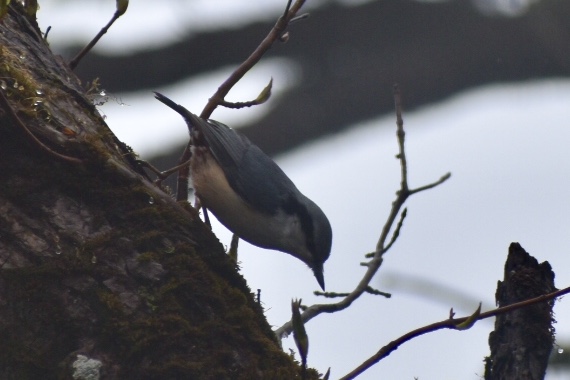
153, 92, 206, 137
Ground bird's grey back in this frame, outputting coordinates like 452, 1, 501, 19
197, 119, 300, 215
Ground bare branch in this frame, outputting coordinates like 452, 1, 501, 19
219, 78, 273, 109
409, 172, 452, 195
393, 84, 409, 194
313, 290, 350, 298
69, 1, 129, 70
339, 286, 570, 380
314, 286, 390, 299
175, 0, 306, 202
274, 85, 451, 339
382, 207, 407, 253
137, 159, 191, 188
364, 286, 392, 298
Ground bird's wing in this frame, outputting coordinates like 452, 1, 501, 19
199, 120, 299, 215
151, 91, 298, 214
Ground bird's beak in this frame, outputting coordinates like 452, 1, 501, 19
313, 266, 325, 291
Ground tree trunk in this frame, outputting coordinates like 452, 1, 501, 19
484, 243, 556, 380
0, 4, 304, 379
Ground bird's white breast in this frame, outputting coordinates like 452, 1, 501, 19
190, 147, 309, 261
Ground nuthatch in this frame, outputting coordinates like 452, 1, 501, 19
154, 92, 332, 290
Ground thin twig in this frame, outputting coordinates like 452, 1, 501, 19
137, 159, 191, 187
393, 84, 408, 194
218, 77, 272, 109
339, 285, 570, 379
69, 10, 123, 70
364, 286, 391, 298
409, 172, 452, 195
43, 25, 51, 40
219, 100, 263, 109
289, 13, 309, 24
0, 90, 83, 164
383, 208, 407, 253
274, 85, 451, 340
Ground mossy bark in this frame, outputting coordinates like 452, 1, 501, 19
0, 3, 309, 379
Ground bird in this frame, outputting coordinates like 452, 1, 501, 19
154, 92, 332, 290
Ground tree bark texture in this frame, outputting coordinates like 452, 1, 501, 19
484, 242, 556, 380
0, 4, 305, 379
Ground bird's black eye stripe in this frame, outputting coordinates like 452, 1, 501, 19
283, 195, 316, 256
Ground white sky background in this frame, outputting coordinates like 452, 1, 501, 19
38, 1, 570, 379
